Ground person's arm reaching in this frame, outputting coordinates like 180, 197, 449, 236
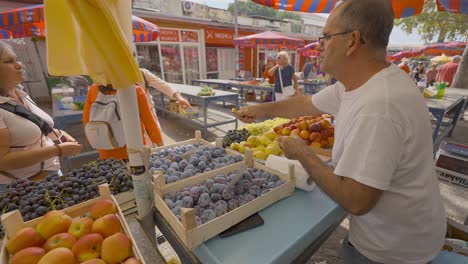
136, 86, 163, 146
142, 69, 191, 109
268, 65, 279, 77
234, 95, 324, 123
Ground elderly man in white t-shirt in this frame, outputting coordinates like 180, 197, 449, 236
235, 0, 446, 263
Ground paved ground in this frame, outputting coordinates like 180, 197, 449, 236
39, 98, 468, 264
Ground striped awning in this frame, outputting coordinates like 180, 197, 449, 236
387, 41, 466, 61
436, 0, 468, 14
233, 31, 305, 49
252, 0, 468, 18
298, 41, 319, 57
0, 4, 159, 42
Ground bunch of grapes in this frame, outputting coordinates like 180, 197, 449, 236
163, 167, 285, 225
222, 129, 249, 148
0, 158, 133, 239
149, 143, 244, 184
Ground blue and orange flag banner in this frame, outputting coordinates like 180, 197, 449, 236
0, 4, 159, 42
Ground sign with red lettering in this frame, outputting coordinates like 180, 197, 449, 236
181, 31, 199, 42
159, 29, 179, 42
205, 28, 253, 45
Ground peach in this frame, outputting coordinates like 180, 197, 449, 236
36, 210, 72, 240
320, 130, 330, 139
309, 132, 321, 142
101, 233, 132, 264
10, 247, 45, 264
297, 121, 308, 131
43, 232, 76, 252
72, 233, 104, 262
308, 123, 321, 133
91, 214, 122, 238
320, 140, 329, 148
320, 119, 331, 130
37, 247, 76, 264
90, 199, 117, 219
299, 130, 310, 140
273, 126, 283, 133
327, 137, 334, 147
68, 217, 94, 239
6, 227, 45, 254
281, 127, 291, 136
81, 260, 107, 264
310, 141, 321, 148
123, 257, 143, 264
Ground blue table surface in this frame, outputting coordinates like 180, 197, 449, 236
193, 188, 346, 264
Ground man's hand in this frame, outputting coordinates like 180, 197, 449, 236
233, 105, 265, 124
175, 93, 191, 109
277, 135, 309, 160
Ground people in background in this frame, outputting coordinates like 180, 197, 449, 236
436, 55, 461, 87
412, 62, 426, 82
302, 57, 318, 80
398, 58, 410, 74
425, 63, 439, 86
262, 57, 276, 84
235, 1, 446, 263
0, 41, 82, 186
268, 51, 299, 101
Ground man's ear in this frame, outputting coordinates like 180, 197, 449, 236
345, 31, 361, 56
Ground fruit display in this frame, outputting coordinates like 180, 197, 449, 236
239, 118, 290, 136
229, 115, 334, 161
221, 129, 250, 148
0, 158, 132, 239
149, 143, 244, 184
274, 114, 334, 149
258, 82, 273, 88
163, 168, 285, 225
197, 86, 215, 96
3, 198, 142, 264
239, 80, 261, 86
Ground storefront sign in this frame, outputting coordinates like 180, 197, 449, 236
205, 28, 253, 45
159, 29, 179, 42
181, 31, 199, 42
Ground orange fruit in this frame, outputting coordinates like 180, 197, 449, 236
310, 141, 321, 148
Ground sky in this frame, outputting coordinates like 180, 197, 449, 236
189, 0, 427, 46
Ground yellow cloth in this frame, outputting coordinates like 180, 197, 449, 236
44, 0, 143, 88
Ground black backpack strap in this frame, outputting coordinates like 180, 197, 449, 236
0, 103, 54, 135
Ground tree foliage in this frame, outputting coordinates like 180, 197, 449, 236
228, 0, 303, 22
395, 1, 468, 44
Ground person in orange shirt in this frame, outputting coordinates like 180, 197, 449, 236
83, 84, 163, 160
262, 57, 276, 84
398, 59, 410, 74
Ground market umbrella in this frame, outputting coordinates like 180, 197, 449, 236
45, 0, 152, 217
0, 4, 159, 42
298, 42, 319, 57
418, 41, 466, 56
430, 54, 452, 63
252, 0, 467, 17
233, 31, 305, 49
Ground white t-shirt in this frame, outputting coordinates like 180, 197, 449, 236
312, 64, 446, 264
0, 88, 60, 183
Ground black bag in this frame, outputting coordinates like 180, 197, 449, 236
0, 103, 54, 135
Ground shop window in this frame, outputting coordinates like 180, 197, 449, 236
183, 46, 200, 84
161, 44, 183, 84
136, 45, 162, 78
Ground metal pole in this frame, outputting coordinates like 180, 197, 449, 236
234, 0, 239, 78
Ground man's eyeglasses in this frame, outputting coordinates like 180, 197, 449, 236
318, 30, 366, 46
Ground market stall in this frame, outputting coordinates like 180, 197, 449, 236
153, 83, 239, 138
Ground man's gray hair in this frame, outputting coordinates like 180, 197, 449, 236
338, 0, 394, 49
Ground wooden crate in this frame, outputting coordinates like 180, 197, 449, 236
0, 184, 145, 264
153, 152, 295, 249
150, 130, 243, 186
